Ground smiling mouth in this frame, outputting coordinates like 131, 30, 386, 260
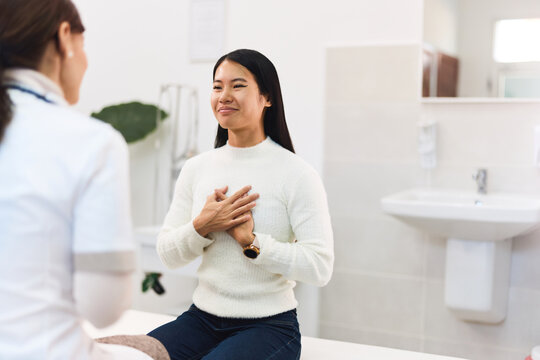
218, 107, 238, 113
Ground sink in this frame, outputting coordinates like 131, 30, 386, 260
380, 188, 540, 324
380, 188, 540, 241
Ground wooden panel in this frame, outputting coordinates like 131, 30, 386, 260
436, 53, 459, 97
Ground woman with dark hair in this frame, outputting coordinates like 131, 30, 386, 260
148, 49, 334, 359
0, 1, 168, 359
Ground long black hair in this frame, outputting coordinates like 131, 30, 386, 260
0, 0, 85, 143
212, 49, 295, 153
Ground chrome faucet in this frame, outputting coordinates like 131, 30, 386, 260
472, 168, 487, 194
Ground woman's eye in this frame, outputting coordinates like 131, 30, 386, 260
213, 86, 222, 90
234, 84, 247, 88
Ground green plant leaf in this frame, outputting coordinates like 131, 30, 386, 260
142, 272, 163, 293
142, 275, 154, 293
91, 101, 168, 143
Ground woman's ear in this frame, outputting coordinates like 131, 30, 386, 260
264, 96, 272, 108
56, 21, 74, 59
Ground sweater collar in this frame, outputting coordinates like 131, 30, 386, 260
3, 68, 68, 106
224, 136, 275, 158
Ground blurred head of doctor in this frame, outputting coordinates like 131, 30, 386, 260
0, 0, 86, 141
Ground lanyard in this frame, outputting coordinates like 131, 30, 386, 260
5, 84, 55, 104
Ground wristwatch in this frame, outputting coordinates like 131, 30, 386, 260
243, 243, 260, 259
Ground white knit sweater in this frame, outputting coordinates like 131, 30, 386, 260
156, 137, 334, 318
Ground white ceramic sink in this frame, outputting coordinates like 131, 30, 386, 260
380, 188, 540, 241
381, 187, 540, 323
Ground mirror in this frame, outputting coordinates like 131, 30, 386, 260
423, 0, 540, 98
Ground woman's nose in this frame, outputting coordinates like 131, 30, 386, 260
219, 88, 232, 103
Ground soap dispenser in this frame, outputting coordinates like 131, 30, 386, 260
417, 120, 437, 169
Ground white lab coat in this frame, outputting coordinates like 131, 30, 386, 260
0, 69, 148, 359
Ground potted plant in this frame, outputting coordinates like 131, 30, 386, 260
91, 101, 168, 143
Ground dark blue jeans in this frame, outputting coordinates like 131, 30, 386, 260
148, 304, 301, 360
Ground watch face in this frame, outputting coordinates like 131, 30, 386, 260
243, 248, 258, 259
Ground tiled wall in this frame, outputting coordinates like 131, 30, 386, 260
321, 45, 540, 360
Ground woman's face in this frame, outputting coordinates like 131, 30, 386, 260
59, 33, 87, 105
211, 60, 271, 133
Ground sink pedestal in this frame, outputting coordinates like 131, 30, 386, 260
445, 238, 512, 324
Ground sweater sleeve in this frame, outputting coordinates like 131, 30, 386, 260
251, 167, 334, 287
156, 160, 214, 269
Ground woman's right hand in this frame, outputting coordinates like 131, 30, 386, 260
193, 185, 259, 238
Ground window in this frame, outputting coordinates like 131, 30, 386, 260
493, 18, 540, 97
493, 18, 540, 63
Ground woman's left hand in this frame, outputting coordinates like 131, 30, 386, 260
215, 187, 256, 247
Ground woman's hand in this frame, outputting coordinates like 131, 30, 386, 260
227, 211, 255, 247
215, 188, 256, 247
193, 185, 258, 238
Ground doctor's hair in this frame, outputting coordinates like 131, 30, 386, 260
213, 49, 295, 153
0, 0, 85, 143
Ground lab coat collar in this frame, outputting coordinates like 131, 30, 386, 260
3, 68, 68, 106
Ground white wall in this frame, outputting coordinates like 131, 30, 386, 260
73, 0, 213, 145
72, 0, 214, 225
225, 0, 423, 172
72, 0, 423, 225
323, 43, 425, 351
423, 0, 458, 55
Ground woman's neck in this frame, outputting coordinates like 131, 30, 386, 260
227, 127, 266, 148
37, 42, 63, 93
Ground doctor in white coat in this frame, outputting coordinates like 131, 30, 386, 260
0, 1, 169, 359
